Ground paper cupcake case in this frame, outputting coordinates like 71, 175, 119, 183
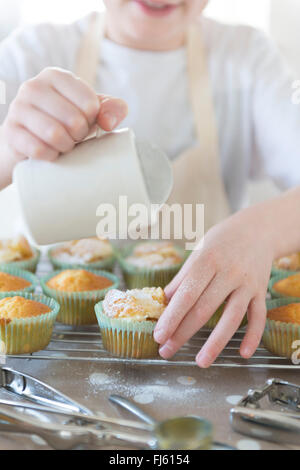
0, 266, 39, 296
271, 265, 299, 279
264, 297, 300, 359
0, 248, 41, 273
205, 303, 248, 329
48, 248, 116, 273
117, 244, 187, 289
0, 292, 59, 355
95, 302, 159, 359
40, 269, 120, 326
268, 273, 300, 301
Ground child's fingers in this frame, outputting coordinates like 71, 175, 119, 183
97, 96, 128, 131
38, 68, 100, 125
7, 123, 59, 161
196, 288, 250, 368
14, 103, 75, 154
240, 295, 267, 359
154, 260, 216, 345
164, 249, 199, 299
20, 85, 90, 142
159, 272, 237, 359
158, 301, 216, 360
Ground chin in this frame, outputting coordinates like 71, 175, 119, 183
126, 2, 184, 45
105, 0, 192, 50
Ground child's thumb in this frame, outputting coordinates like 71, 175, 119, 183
97, 95, 128, 131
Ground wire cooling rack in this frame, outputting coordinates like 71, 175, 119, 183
8, 257, 299, 370
8, 325, 300, 369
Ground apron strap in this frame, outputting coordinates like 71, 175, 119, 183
186, 23, 230, 215
186, 24, 225, 180
75, 12, 105, 87
75, 14, 231, 235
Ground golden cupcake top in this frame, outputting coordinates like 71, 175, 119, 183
0, 236, 33, 263
125, 242, 183, 269
47, 269, 113, 293
274, 253, 300, 271
0, 296, 51, 324
0, 272, 31, 292
51, 238, 113, 264
268, 303, 300, 325
103, 287, 168, 321
273, 273, 300, 298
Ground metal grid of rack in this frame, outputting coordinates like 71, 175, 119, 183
8, 325, 300, 369
10, 256, 297, 370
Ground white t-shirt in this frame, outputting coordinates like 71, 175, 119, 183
0, 14, 300, 211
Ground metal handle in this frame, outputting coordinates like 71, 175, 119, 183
1, 367, 92, 415
0, 405, 152, 450
109, 395, 157, 426
0, 405, 92, 449
231, 406, 300, 446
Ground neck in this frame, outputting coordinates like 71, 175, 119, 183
105, 18, 186, 51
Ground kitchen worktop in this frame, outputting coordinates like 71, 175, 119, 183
0, 256, 299, 451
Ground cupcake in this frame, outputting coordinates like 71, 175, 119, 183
118, 241, 185, 289
272, 252, 300, 277
48, 237, 115, 272
0, 235, 40, 273
263, 298, 300, 359
95, 287, 168, 358
0, 266, 38, 295
269, 272, 300, 300
41, 268, 119, 325
205, 303, 247, 329
0, 293, 59, 355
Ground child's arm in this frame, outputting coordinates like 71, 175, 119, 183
0, 67, 128, 190
154, 186, 300, 367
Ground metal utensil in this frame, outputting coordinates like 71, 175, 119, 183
0, 367, 156, 449
0, 367, 234, 450
0, 366, 92, 415
0, 404, 156, 450
230, 378, 300, 445
109, 395, 214, 450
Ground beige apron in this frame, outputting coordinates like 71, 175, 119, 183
76, 12, 230, 237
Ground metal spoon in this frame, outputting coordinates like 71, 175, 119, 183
109, 395, 213, 450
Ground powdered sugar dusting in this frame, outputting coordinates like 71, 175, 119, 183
177, 376, 197, 386
87, 370, 205, 403
89, 373, 112, 386
178, 278, 201, 295
133, 393, 154, 404
126, 242, 183, 269
103, 288, 167, 320
52, 238, 113, 264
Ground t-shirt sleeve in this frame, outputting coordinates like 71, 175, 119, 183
250, 30, 300, 189
0, 21, 82, 124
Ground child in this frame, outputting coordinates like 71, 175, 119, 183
0, 0, 300, 367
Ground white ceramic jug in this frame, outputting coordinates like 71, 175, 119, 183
13, 128, 173, 245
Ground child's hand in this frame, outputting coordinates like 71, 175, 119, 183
2, 67, 128, 164
154, 206, 275, 367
